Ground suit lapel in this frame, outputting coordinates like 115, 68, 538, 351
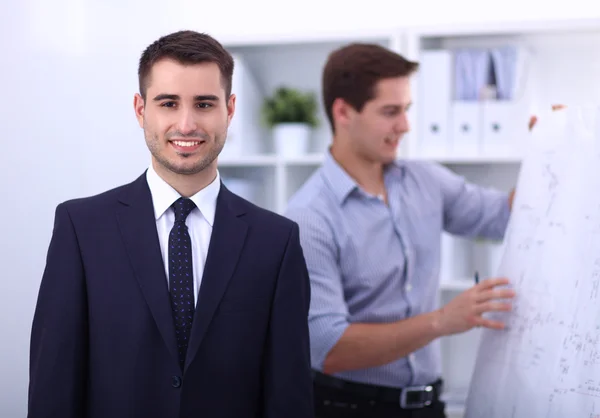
185, 185, 248, 371
115, 173, 179, 363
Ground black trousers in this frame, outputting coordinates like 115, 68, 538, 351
314, 380, 447, 418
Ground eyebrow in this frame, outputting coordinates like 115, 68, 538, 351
382, 102, 412, 110
152, 94, 220, 102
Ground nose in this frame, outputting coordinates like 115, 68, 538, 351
176, 109, 198, 134
395, 113, 410, 134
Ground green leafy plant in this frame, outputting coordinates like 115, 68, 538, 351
261, 87, 319, 128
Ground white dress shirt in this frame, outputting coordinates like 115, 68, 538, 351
146, 165, 220, 306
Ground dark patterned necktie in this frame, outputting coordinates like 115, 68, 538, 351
169, 197, 196, 369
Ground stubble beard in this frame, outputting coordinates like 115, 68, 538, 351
145, 129, 227, 176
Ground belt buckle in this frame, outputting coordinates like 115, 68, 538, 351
399, 384, 434, 409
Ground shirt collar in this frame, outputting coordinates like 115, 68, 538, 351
321, 150, 358, 204
146, 164, 221, 226
321, 148, 404, 205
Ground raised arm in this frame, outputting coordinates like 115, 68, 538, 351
430, 163, 512, 240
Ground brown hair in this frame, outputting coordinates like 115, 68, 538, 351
138, 30, 234, 100
322, 43, 419, 132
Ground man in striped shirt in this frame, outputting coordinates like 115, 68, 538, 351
285, 43, 517, 418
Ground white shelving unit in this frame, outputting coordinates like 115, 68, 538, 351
216, 19, 600, 417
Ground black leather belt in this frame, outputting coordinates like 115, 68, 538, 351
312, 370, 443, 410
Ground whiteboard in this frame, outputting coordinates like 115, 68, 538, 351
465, 106, 600, 418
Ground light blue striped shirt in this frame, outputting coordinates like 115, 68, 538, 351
284, 151, 510, 388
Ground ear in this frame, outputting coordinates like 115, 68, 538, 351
226, 93, 236, 126
331, 98, 354, 129
133, 93, 145, 129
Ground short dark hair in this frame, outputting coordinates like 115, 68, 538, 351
138, 30, 234, 100
322, 43, 419, 132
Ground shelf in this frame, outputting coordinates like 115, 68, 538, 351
283, 153, 325, 166
410, 17, 600, 39
415, 155, 522, 165
219, 153, 522, 167
218, 153, 327, 167
218, 155, 278, 167
221, 28, 397, 48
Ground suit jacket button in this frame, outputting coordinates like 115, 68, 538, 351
172, 376, 182, 388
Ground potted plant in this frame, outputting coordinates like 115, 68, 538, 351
261, 86, 319, 157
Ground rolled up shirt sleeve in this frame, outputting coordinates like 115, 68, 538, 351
426, 162, 511, 240
286, 207, 349, 370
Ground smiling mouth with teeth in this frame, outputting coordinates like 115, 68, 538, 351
172, 140, 202, 147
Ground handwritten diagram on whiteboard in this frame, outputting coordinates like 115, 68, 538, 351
465, 108, 600, 418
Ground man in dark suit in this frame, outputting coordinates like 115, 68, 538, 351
28, 30, 314, 418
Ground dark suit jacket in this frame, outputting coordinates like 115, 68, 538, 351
28, 172, 314, 418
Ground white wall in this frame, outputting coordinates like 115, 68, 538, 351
2, 0, 600, 415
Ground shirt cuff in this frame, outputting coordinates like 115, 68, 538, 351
308, 314, 349, 370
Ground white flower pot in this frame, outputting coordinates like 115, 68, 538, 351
272, 123, 311, 157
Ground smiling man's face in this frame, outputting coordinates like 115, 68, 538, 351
134, 58, 235, 176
